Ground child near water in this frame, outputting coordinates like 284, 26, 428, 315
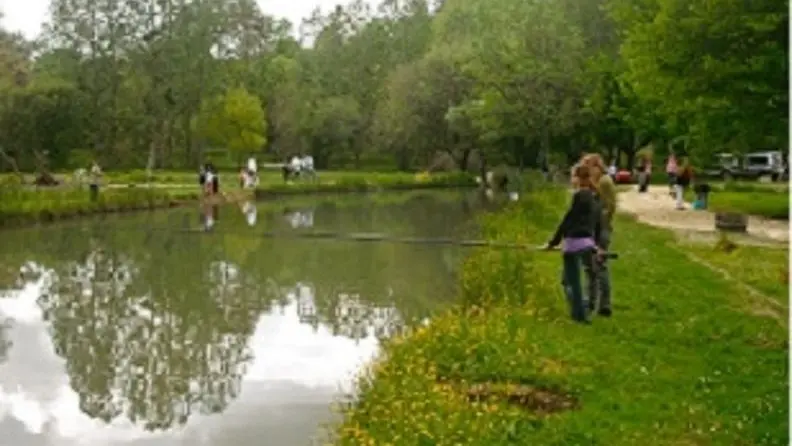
542, 164, 603, 323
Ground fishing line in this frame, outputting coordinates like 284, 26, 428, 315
92, 224, 620, 258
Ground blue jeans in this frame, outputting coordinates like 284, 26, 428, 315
561, 249, 597, 322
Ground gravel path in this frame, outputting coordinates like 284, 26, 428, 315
618, 186, 788, 243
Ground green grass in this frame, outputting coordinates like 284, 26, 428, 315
687, 190, 789, 219
255, 171, 476, 197
685, 242, 789, 305
0, 186, 195, 227
0, 171, 477, 227
334, 189, 788, 445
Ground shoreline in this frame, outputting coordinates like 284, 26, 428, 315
332, 187, 788, 445
0, 177, 477, 231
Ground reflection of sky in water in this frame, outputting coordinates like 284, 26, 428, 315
0, 263, 381, 445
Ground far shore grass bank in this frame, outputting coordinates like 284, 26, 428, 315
333, 188, 788, 445
0, 171, 476, 228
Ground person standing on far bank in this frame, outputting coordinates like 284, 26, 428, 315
665, 153, 678, 196
583, 154, 616, 317
88, 161, 102, 201
675, 159, 694, 210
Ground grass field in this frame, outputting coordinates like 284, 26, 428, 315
333, 188, 788, 445
696, 191, 788, 220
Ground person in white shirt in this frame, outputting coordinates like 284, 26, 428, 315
290, 156, 301, 176
246, 157, 258, 188
203, 169, 215, 196
301, 154, 315, 180
607, 162, 617, 179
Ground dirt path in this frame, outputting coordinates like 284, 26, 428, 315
618, 186, 789, 243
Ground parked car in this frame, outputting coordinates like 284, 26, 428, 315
614, 169, 633, 184
742, 150, 786, 181
700, 153, 741, 180
701, 150, 786, 181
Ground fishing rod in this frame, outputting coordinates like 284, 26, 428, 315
128, 225, 620, 259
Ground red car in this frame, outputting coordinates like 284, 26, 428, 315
614, 170, 633, 184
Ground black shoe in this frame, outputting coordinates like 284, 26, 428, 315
598, 308, 612, 317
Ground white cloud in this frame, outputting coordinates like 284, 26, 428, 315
0, 0, 355, 39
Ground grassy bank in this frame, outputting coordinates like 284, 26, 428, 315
0, 187, 200, 228
0, 172, 476, 227
693, 190, 789, 220
255, 171, 476, 198
107, 169, 450, 187
335, 189, 788, 445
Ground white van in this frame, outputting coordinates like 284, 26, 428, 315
742, 151, 786, 181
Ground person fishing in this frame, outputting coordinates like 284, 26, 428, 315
541, 163, 603, 324
582, 153, 616, 317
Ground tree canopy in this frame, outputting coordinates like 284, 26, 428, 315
0, 0, 785, 172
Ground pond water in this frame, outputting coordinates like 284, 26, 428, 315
0, 190, 490, 445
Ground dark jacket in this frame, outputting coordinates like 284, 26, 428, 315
548, 188, 602, 247
676, 167, 693, 187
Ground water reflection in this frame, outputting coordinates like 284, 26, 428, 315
0, 191, 479, 444
240, 201, 257, 227
0, 269, 377, 444
0, 317, 10, 364
202, 204, 219, 231
283, 208, 315, 229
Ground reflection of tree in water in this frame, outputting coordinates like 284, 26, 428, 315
35, 233, 261, 431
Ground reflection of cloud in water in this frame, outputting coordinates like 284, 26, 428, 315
293, 283, 406, 340
0, 264, 381, 445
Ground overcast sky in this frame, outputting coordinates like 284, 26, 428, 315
0, 0, 345, 40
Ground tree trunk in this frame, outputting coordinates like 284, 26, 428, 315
459, 148, 471, 172
0, 148, 24, 183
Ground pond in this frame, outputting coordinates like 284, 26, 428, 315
0, 190, 492, 445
